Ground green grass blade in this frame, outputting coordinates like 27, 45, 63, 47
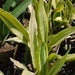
0, 9, 29, 45
11, 0, 31, 18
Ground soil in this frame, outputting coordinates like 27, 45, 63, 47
0, 42, 18, 75
58, 37, 75, 75
59, 61, 75, 75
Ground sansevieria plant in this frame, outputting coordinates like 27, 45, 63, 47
0, 0, 75, 75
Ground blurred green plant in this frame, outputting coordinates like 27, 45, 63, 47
47, 0, 75, 34
0, 0, 31, 45
0, 0, 75, 75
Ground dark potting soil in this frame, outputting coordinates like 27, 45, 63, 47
14, 43, 32, 75
58, 38, 75, 75
0, 42, 16, 75
15, 43, 32, 66
59, 61, 75, 75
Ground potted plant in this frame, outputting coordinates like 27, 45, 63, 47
0, 0, 75, 75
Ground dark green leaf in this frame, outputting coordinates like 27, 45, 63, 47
11, 0, 31, 18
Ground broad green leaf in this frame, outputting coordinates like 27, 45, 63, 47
40, 43, 48, 75
10, 58, 27, 70
11, 0, 31, 18
65, 54, 75, 62
49, 48, 70, 75
22, 70, 35, 75
3, 0, 14, 11
34, 0, 48, 42
29, 6, 37, 68
48, 27, 75, 49
0, 9, 29, 45
6, 37, 23, 43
